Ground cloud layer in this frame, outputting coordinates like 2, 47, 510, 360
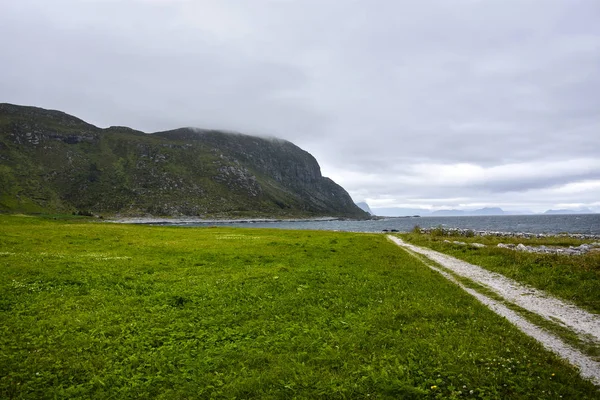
1, 0, 599, 212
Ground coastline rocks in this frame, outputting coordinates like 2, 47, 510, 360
497, 242, 599, 256
516, 243, 528, 251
439, 234, 599, 256
417, 227, 600, 240
443, 240, 486, 248
498, 243, 516, 250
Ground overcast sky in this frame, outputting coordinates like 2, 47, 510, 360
2, 0, 599, 213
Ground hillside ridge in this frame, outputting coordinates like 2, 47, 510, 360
0, 103, 368, 219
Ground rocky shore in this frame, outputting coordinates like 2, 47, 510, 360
442, 240, 600, 256
417, 227, 600, 256
414, 227, 600, 240
109, 216, 340, 225
497, 242, 600, 256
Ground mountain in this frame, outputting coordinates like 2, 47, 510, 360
470, 207, 505, 216
503, 210, 535, 215
371, 207, 429, 217
0, 103, 368, 219
372, 207, 507, 217
436, 207, 506, 216
543, 208, 595, 215
430, 209, 465, 216
355, 202, 373, 215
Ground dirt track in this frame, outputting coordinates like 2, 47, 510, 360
388, 235, 600, 386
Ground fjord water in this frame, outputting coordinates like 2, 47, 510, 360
179, 214, 600, 234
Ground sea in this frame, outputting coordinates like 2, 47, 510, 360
146, 214, 600, 235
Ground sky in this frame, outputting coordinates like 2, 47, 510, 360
1, 0, 599, 213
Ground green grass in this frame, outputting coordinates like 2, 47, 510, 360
1, 216, 598, 399
399, 232, 600, 314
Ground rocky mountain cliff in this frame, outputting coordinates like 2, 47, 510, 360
0, 103, 368, 218
355, 202, 373, 215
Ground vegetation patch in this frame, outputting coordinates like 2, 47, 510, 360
1, 215, 598, 398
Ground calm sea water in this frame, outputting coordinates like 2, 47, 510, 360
161, 214, 600, 235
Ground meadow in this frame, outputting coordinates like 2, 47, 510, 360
1, 215, 598, 399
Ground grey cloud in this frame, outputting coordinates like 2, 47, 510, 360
1, 0, 599, 211
1, 1, 328, 134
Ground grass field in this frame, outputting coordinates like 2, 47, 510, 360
399, 231, 600, 314
1, 215, 598, 399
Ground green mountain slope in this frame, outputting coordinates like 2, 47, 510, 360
0, 103, 368, 218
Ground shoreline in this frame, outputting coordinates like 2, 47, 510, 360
108, 216, 342, 225
104, 216, 600, 238
413, 226, 600, 240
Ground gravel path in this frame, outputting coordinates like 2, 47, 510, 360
387, 236, 600, 342
387, 235, 600, 386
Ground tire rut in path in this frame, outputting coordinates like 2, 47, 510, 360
387, 236, 600, 342
387, 235, 600, 386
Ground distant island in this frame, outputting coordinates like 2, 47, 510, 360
368, 205, 596, 217
430, 207, 506, 216
544, 208, 595, 215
